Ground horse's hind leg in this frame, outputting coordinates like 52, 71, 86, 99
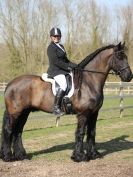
12, 109, 30, 160
0, 110, 14, 161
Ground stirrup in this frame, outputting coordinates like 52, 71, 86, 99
53, 106, 65, 117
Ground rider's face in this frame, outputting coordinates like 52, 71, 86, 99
51, 36, 61, 43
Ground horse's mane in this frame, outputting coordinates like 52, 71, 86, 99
78, 44, 115, 68
74, 44, 115, 92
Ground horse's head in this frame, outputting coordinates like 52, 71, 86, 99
110, 42, 133, 82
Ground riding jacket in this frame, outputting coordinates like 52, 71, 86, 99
47, 42, 76, 77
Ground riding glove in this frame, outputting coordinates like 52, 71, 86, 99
68, 62, 77, 71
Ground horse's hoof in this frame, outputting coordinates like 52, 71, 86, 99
13, 152, 28, 161
1, 152, 15, 162
71, 151, 89, 162
88, 150, 102, 160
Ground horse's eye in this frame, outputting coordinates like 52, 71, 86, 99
117, 53, 125, 60
116, 54, 121, 60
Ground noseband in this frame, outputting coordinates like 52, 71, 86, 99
115, 66, 130, 75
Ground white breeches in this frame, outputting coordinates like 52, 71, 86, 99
54, 74, 67, 91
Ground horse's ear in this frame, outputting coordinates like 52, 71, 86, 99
122, 41, 128, 52
122, 41, 125, 46
115, 42, 121, 51
121, 41, 125, 49
118, 42, 121, 49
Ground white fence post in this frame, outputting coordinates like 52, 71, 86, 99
119, 81, 124, 118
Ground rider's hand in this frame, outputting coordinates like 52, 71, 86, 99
68, 62, 77, 69
68, 66, 73, 71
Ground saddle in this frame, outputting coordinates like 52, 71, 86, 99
41, 73, 74, 114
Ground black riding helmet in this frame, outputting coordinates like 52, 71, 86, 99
50, 27, 62, 37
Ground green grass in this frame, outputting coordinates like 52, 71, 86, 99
0, 93, 133, 162
19, 115, 133, 162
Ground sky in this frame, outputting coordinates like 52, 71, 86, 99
0, 0, 132, 43
97, 0, 131, 6
96, 0, 132, 41
61, 0, 132, 42
57, 0, 131, 7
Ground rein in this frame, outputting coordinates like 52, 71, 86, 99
75, 68, 115, 75
73, 49, 130, 91
75, 65, 129, 76
75, 66, 129, 76
75, 50, 129, 76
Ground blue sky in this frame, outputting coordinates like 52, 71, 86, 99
58, 0, 132, 42
96, 0, 131, 6
55, 0, 131, 7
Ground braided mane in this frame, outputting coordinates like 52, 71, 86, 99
78, 44, 115, 68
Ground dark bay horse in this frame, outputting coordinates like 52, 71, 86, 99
0, 42, 132, 162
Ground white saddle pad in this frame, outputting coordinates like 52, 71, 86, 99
41, 73, 74, 98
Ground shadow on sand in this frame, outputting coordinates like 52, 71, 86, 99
28, 135, 133, 159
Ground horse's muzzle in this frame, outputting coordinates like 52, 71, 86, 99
123, 73, 133, 82
128, 73, 133, 81
120, 70, 133, 82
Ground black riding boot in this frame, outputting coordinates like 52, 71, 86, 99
53, 88, 65, 116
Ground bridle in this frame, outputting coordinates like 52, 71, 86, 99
111, 50, 130, 76
115, 66, 130, 75
75, 50, 129, 76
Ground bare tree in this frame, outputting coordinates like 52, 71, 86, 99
0, 0, 132, 81
61, 0, 76, 60
63, 0, 110, 59
0, 0, 23, 76
117, 1, 133, 66
0, 0, 60, 78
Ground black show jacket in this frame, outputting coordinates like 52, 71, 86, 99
47, 42, 73, 77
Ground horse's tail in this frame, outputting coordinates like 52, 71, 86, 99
1, 110, 8, 132
0, 110, 8, 158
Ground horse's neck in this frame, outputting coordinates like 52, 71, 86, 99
84, 48, 113, 89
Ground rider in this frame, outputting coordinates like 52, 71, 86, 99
47, 27, 77, 116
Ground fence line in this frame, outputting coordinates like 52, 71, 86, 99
101, 81, 133, 117
104, 82, 133, 95
1, 81, 133, 93
0, 81, 133, 118
0, 82, 7, 92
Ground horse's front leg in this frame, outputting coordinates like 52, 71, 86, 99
71, 114, 87, 162
86, 111, 102, 160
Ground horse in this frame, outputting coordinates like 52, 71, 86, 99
0, 42, 132, 162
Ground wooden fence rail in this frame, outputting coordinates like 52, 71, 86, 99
102, 82, 133, 118
0, 81, 133, 118
0, 82, 7, 92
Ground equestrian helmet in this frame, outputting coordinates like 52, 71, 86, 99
50, 27, 61, 37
